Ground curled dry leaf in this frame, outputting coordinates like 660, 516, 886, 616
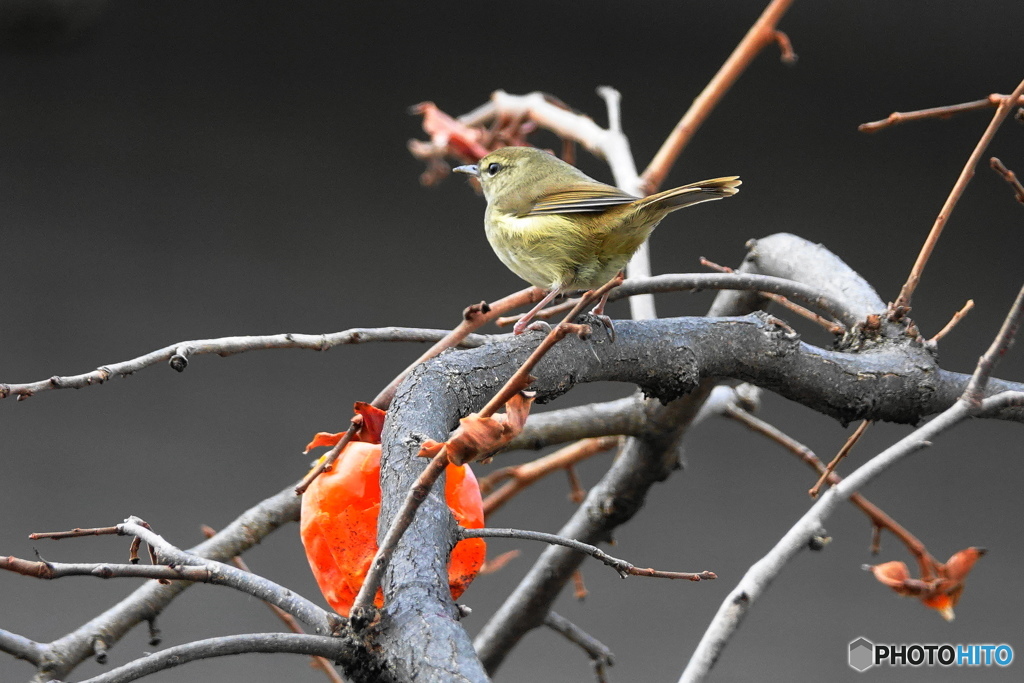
867, 547, 986, 621
418, 392, 535, 466
304, 401, 387, 452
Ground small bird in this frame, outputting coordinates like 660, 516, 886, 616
455, 146, 740, 334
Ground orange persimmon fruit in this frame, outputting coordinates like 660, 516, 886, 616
300, 416, 485, 616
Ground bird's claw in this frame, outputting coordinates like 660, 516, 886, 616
590, 314, 615, 342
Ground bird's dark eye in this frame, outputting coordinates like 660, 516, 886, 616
487, 162, 502, 176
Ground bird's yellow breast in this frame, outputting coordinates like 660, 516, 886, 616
483, 205, 658, 291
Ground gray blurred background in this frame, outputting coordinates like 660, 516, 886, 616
1, 1, 1022, 681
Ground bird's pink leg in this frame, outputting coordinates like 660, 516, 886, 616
512, 288, 562, 335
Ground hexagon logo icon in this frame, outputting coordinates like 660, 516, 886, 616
849, 637, 875, 672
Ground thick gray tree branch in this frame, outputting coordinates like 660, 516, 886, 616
473, 232, 994, 673
376, 311, 1023, 679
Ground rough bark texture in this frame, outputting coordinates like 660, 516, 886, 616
369, 312, 1024, 680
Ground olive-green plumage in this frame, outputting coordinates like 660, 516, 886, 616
455, 146, 740, 333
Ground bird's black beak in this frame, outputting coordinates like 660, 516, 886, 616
453, 164, 479, 177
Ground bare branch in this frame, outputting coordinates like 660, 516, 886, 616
543, 611, 614, 673
73, 633, 355, 683
964, 282, 1024, 408
0, 556, 219, 581
482, 436, 619, 516
928, 299, 975, 344
683, 280, 1024, 680
700, 257, 845, 334
681, 392, 1024, 682
892, 78, 1024, 312
0, 629, 43, 666
0, 327, 489, 401
990, 156, 1024, 205
859, 93, 1024, 133
460, 528, 715, 582
202, 525, 345, 683
724, 406, 940, 574
808, 419, 870, 498
641, 0, 797, 193
116, 517, 337, 634
499, 271, 867, 331
33, 483, 303, 682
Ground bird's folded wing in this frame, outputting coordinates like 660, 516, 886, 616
524, 187, 639, 215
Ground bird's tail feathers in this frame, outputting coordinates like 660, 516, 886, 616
636, 176, 741, 213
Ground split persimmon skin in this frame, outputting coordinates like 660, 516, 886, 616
300, 440, 485, 616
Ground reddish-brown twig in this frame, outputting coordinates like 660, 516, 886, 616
929, 299, 975, 344
891, 78, 1024, 315
479, 276, 623, 419
482, 436, 618, 516
990, 157, 1024, 205
641, 0, 797, 193
808, 420, 870, 498
295, 286, 543, 494
724, 405, 940, 578
700, 257, 845, 334
28, 526, 121, 540
200, 526, 343, 683
859, 93, 1024, 133
572, 570, 588, 600
565, 466, 587, 504
479, 549, 520, 576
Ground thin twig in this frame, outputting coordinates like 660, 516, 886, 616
201, 526, 344, 683
929, 299, 975, 344
0, 556, 216, 582
71, 633, 351, 683
372, 287, 540, 409
641, 0, 797, 193
543, 610, 615, 670
572, 570, 588, 600
296, 287, 540, 494
24, 483, 304, 683
28, 526, 122, 540
859, 94, 1024, 133
483, 436, 619, 516
0, 327, 489, 401
461, 528, 715, 582
700, 257, 845, 333
964, 281, 1024, 408
724, 405, 939, 575
892, 78, 1024, 314
990, 157, 1024, 204
118, 517, 337, 634
808, 419, 871, 498
497, 272, 864, 330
